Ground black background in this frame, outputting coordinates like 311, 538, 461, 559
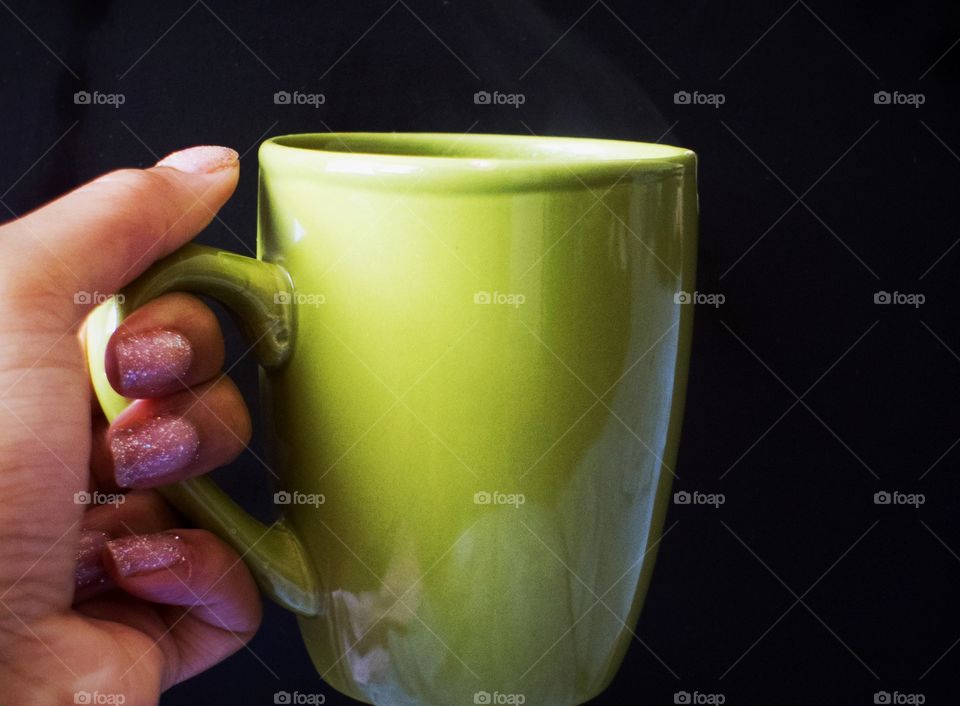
2, 1, 959, 704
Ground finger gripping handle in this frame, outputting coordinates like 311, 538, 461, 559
84, 244, 319, 616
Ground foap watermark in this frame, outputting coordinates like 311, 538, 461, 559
874, 290, 924, 308
474, 490, 526, 509
474, 290, 525, 308
74, 90, 125, 108
74, 291, 125, 306
874, 691, 925, 705
274, 90, 326, 108
473, 90, 525, 108
74, 490, 125, 508
675, 290, 724, 308
873, 91, 925, 108
674, 691, 726, 705
474, 691, 526, 705
674, 90, 725, 108
274, 691, 326, 705
674, 490, 725, 508
873, 490, 925, 509
274, 490, 325, 508
275, 291, 326, 307
74, 691, 126, 705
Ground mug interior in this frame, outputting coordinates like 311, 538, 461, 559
261, 133, 694, 189
269, 132, 688, 162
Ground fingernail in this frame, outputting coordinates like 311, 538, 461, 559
110, 415, 200, 487
155, 145, 238, 174
106, 533, 187, 577
75, 529, 111, 588
111, 328, 193, 396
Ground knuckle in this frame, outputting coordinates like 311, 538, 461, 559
88, 168, 181, 244
0, 239, 73, 319
215, 377, 252, 443
98, 168, 165, 203
165, 293, 222, 331
196, 529, 249, 581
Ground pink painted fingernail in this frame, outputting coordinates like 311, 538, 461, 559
106, 533, 187, 577
75, 529, 111, 588
155, 145, 238, 174
110, 328, 193, 396
110, 415, 200, 487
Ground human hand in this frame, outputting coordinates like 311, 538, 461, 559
0, 146, 263, 705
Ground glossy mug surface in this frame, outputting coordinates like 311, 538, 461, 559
86, 133, 698, 706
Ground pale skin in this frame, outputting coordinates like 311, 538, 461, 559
0, 146, 265, 705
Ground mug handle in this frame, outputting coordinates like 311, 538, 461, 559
83, 243, 320, 617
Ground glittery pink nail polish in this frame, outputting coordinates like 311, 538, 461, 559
111, 328, 193, 396
106, 533, 187, 577
75, 529, 111, 588
110, 415, 200, 487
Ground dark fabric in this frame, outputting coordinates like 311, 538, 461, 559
1, 1, 958, 703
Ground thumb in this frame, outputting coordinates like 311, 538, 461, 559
1, 145, 239, 320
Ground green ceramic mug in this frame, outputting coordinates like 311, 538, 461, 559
84, 133, 697, 705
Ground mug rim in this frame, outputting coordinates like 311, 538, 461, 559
259, 132, 695, 190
